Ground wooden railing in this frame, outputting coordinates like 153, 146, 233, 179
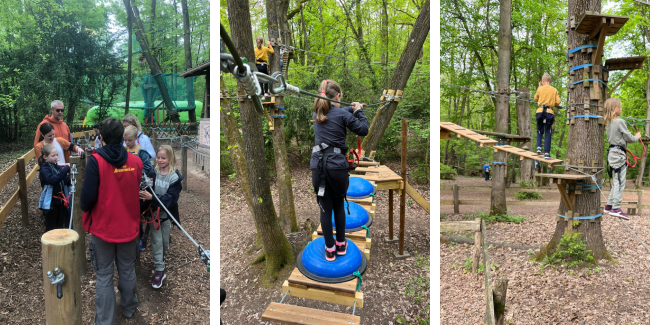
441, 184, 646, 214
0, 149, 39, 228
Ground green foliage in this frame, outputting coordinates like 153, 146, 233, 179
462, 257, 499, 274
514, 191, 542, 200
518, 180, 535, 188
539, 232, 595, 269
220, 134, 235, 176
411, 164, 430, 185
468, 211, 526, 224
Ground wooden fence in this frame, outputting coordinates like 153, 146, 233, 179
0, 149, 39, 229
440, 184, 646, 214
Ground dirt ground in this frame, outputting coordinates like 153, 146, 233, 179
0, 144, 210, 324
440, 176, 650, 324
220, 161, 431, 324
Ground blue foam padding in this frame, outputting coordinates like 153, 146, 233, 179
301, 237, 363, 278
347, 176, 374, 198
332, 201, 369, 230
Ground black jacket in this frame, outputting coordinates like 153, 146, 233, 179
145, 169, 183, 224
81, 144, 129, 212
310, 106, 369, 170
39, 163, 71, 206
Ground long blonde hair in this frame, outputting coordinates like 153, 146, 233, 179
311, 79, 342, 124
256, 37, 263, 49
122, 114, 142, 132
603, 98, 621, 126
155, 145, 176, 173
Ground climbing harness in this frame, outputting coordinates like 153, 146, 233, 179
141, 206, 162, 231
141, 170, 211, 272
347, 137, 361, 171
625, 123, 646, 168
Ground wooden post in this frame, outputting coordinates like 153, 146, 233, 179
472, 218, 481, 273
17, 157, 29, 226
482, 219, 496, 325
181, 135, 188, 191
453, 184, 460, 213
638, 190, 643, 215
385, 189, 397, 242
42, 229, 82, 324
395, 119, 410, 259
493, 277, 509, 325
69, 156, 87, 276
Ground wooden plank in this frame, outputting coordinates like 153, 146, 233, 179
357, 161, 380, 167
0, 189, 20, 228
405, 183, 430, 214
494, 145, 563, 165
440, 220, 480, 233
535, 173, 590, 180
26, 165, 39, 186
314, 227, 371, 248
557, 183, 573, 211
287, 268, 358, 294
440, 122, 498, 146
574, 11, 628, 36
21, 149, 35, 162
262, 302, 361, 324
439, 185, 635, 195
376, 180, 402, 190
483, 219, 496, 325
0, 162, 18, 190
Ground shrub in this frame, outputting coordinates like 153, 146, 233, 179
540, 232, 595, 269
514, 191, 542, 200
468, 211, 526, 224
411, 164, 430, 184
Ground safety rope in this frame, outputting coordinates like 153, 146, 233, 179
556, 213, 602, 220
362, 225, 370, 239
353, 271, 362, 291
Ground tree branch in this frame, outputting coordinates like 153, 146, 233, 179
287, 0, 310, 20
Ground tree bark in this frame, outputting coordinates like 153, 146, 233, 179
362, 1, 429, 152
181, 0, 197, 123
125, 11, 133, 115
227, 0, 294, 278
490, 0, 511, 216
537, 0, 609, 261
635, 25, 650, 189
266, 0, 299, 233
124, 0, 181, 122
299, 5, 309, 66
516, 87, 534, 183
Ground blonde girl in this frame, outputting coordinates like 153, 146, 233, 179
122, 114, 155, 158
604, 98, 641, 220
139, 145, 182, 289
38, 144, 72, 231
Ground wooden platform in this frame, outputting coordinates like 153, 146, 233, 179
493, 145, 563, 166
605, 56, 646, 71
284, 267, 364, 307
536, 173, 591, 184
262, 302, 361, 325
350, 166, 403, 191
440, 122, 498, 147
313, 225, 371, 248
575, 11, 628, 37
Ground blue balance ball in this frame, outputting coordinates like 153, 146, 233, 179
347, 177, 375, 199
332, 201, 372, 232
298, 236, 367, 283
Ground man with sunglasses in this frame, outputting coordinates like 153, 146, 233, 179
34, 100, 72, 161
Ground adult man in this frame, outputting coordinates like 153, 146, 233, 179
81, 118, 143, 324
34, 100, 72, 160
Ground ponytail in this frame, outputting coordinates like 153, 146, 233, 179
311, 79, 342, 124
39, 144, 56, 167
256, 36, 263, 49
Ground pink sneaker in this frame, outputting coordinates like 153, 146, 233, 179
336, 241, 348, 256
325, 246, 336, 262
604, 205, 612, 214
609, 208, 629, 220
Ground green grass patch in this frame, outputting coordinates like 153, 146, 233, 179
467, 211, 526, 224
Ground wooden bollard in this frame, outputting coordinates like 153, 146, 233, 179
69, 156, 87, 276
395, 119, 410, 259
472, 218, 482, 273
638, 190, 643, 215
181, 135, 188, 191
453, 184, 460, 214
493, 277, 509, 325
42, 229, 82, 324
385, 189, 397, 242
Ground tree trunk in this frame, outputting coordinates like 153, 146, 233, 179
125, 12, 133, 115
636, 25, 650, 189
517, 87, 534, 183
299, 6, 309, 67
124, 0, 181, 122
537, 0, 609, 261
181, 0, 197, 123
226, 0, 294, 278
382, 0, 389, 87
266, 0, 299, 233
362, 2, 429, 152
490, 0, 511, 216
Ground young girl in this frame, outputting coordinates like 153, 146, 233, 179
604, 98, 641, 220
122, 114, 155, 159
139, 145, 182, 289
310, 79, 368, 262
124, 125, 155, 178
254, 36, 274, 97
38, 144, 72, 231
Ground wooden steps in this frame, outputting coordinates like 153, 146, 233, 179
262, 302, 360, 325
313, 225, 371, 248
574, 11, 628, 37
283, 268, 364, 307
440, 122, 498, 146
493, 145, 563, 166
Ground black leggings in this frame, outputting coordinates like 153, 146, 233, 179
44, 205, 69, 231
256, 63, 269, 94
312, 169, 349, 248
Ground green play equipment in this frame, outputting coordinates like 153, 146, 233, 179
84, 100, 203, 126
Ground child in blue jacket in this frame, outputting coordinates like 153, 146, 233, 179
38, 144, 72, 231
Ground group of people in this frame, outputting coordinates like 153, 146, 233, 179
482, 74, 640, 220
34, 101, 183, 324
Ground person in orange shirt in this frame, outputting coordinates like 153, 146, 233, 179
34, 100, 72, 155
533, 73, 562, 160
254, 36, 274, 98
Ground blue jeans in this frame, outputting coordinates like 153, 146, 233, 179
484, 172, 490, 181
536, 112, 554, 153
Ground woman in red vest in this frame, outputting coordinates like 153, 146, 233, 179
81, 118, 143, 324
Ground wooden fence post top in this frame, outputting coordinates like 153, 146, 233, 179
41, 229, 78, 246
